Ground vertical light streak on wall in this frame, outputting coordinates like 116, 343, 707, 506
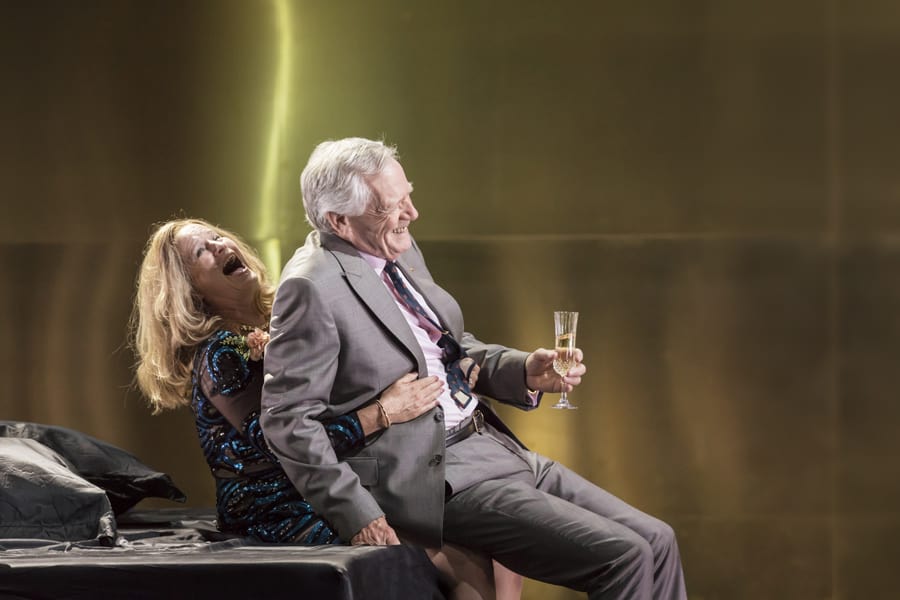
824, 0, 842, 594
256, 0, 294, 279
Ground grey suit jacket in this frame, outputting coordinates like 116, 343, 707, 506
260, 231, 537, 547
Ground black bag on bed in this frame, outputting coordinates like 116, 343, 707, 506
0, 421, 186, 515
0, 437, 116, 541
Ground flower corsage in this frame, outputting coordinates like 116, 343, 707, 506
223, 326, 270, 362
245, 327, 270, 362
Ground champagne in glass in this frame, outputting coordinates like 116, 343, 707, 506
552, 311, 579, 410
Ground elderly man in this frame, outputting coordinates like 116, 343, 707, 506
260, 137, 686, 599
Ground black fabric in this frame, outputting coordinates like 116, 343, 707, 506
0, 438, 116, 542
0, 509, 446, 600
0, 421, 186, 515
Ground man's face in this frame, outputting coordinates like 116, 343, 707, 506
337, 157, 418, 261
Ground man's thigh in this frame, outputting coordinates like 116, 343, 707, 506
529, 452, 673, 546
444, 426, 535, 495
443, 477, 648, 592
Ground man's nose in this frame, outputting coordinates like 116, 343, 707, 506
402, 197, 418, 221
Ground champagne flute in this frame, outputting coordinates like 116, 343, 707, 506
552, 311, 579, 410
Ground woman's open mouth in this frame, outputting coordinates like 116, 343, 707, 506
223, 254, 246, 276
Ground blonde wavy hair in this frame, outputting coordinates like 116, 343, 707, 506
129, 218, 275, 413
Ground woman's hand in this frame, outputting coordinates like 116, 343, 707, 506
378, 372, 443, 424
357, 373, 443, 435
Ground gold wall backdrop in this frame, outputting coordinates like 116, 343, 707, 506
2, 1, 898, 598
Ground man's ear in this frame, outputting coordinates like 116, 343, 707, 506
326, 212, 348, 236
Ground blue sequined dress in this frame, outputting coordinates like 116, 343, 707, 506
191, 329, 365, 544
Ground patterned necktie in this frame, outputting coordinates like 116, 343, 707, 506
382, 261, 474, 410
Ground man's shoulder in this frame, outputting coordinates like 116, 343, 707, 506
282, 243, 335, 280
281, 231, 357, 282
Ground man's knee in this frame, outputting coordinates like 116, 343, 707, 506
646, 519, 679, 558
584, 532, 654, 596
617, 532, 654, 567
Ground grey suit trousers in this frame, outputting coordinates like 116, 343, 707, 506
442, 425, 687, 600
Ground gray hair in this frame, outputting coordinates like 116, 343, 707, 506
300, 137, 399, 233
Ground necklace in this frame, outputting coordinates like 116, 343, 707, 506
221, 320, 271, 362
218, 316, 269, 336
237, 321, 269, 334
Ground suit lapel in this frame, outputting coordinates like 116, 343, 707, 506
320, 234, 428, 374
394, 254, 465, 341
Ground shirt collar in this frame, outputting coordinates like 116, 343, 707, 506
358, 250, 388, 276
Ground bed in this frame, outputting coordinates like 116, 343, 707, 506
0, 421, 445, 599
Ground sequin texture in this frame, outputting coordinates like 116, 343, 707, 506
191, 330, 366, 544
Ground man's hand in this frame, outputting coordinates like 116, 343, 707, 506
350, 516, 401, 546
525, 347, 586, 393
459, 357, 480, 388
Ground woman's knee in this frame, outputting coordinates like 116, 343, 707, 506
426, 544, 498, 600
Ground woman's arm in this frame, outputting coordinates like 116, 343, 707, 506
327, 372, 443, 452
201, 332, 442, 458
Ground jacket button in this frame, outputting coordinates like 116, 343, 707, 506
429, 454, 443, 466
434, 412, 443, 422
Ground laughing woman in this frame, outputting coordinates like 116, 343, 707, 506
130, 218, 521, 600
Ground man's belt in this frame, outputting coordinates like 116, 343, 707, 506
446, 409, 484, 446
